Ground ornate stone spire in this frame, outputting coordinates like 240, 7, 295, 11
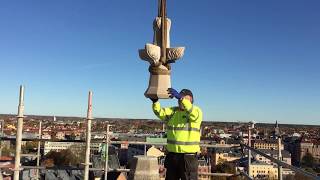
274, 120, 280, 138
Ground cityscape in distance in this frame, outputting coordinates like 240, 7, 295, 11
1, 113, 319, 179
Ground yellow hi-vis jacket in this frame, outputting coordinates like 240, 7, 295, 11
152, 98, 202, 153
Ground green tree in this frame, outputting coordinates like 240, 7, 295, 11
294, 172, 314, 180
45, 149, 79, 166
69, 144, 86, 164
22, 141, 38, 153
2, 146, 15, 156
140, 124, 150, 131
214, 162, 240, 180
216, 162, 235, 174
283, 174, 295, 180
79, 122, 83, 129
42, 158, 54, 167
302, 152, 315, 168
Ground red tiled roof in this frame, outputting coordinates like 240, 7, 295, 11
0, 156, 13, 161
0, 163, 14, 169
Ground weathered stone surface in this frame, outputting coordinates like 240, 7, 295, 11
145, 65, 171, 99
153, 17, 171, 47
139, 44, 161, 66
139, 16, 185, 66
128, 155, 160, 180
139, 46, 185, 66
167, 47, 185, 61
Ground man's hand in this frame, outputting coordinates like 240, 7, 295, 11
150, 98, 158, 103
168, 88, 182, 99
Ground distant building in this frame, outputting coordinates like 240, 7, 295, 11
253, 149, 291, 165
44, 141, 101, 155
198, 158, 211, 180
55, 132, 65, 140
284, 137, 300, 166
253, 139, 284, 150
218, 138, 241, 146
91, 132, 105, 140
250, 161, 278, 180
211, 148, 242, 167
292, 133, 301, 137
218, 133, 232, 139
272, 120, 280, 138
41, 133, 51, 140
300, 140, 320, 164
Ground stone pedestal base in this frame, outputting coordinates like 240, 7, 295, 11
145, 66, 171, 99
128, 155, 160, 180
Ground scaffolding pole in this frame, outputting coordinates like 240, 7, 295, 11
36, 121, 42, 180
278, 137, 283, 180
104, 124, 111, 180
248, 124, 252, 177
0, 120, 4, 157
13, 85, 25, 180
84, 91, 93, 180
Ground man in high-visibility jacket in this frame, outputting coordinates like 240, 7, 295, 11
151, 88, 202, 180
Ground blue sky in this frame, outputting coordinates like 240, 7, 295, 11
0, 0, 319, 125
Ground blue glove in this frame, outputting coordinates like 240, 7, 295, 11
168, 88, 182, 99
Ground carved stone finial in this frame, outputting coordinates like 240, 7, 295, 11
138, 0, 185, 99
153, 17, 171, 48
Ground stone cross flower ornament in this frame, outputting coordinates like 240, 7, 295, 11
139, 0, 185, 99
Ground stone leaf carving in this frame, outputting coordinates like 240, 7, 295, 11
153, 17, 171, 47
138, 43, 161, 66
167, 47, 185, 61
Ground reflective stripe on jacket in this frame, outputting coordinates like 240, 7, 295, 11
152, 98, 202, 153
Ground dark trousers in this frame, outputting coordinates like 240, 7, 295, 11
164, 152, 199, 180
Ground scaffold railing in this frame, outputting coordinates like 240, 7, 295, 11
3, 136, 320, 179
0, 136, 239, 148
1, 86, 320, 180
